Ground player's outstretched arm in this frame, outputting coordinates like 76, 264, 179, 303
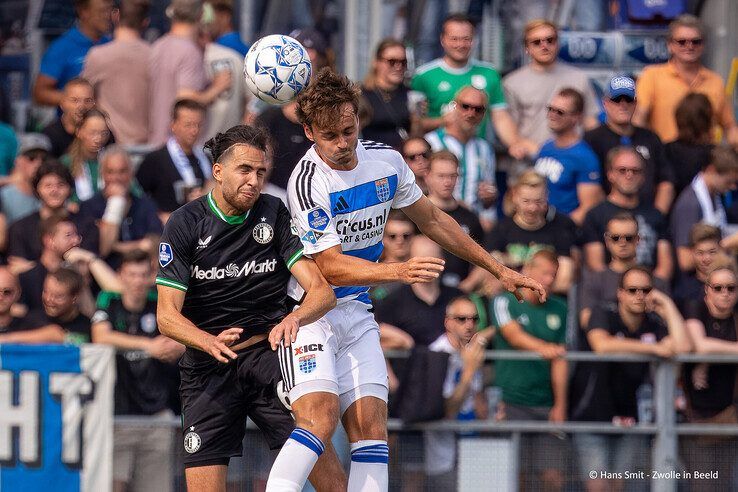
268, 258, 337, 350
156, 285, 242, 363
312, 244, 445, 287
402, 195, 546, 302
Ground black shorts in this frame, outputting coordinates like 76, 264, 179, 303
179, 341, 295, 467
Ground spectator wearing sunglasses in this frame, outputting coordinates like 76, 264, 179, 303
534, 87, 602, 225
426, 86, 498, 230
673, 224, 727, 314
570, 266, 689, 491
361, 39, 416, 150
401, 137, 431, 194
584, 76, 675, 215
633, 15, 738, 149
582, 146, 673, 282
579, 213, 670, 329
502, 19, 599, 160
490, 249, 568, 490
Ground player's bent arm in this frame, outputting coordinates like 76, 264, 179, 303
312, 245, 423, 286
288, 257, 337, 326
91, 320, 152, 351
0, 325, 65, 344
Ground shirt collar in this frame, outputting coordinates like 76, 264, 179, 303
207, 191, 250, 225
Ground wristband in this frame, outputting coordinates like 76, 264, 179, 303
102, 195, 127, 225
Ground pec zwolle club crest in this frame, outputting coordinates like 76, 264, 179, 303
299, 354, 317, 374
375, 177, 390, 202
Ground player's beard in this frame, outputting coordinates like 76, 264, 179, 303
224, 185, 259, 213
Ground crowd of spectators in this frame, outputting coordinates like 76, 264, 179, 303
1, 0, 738, 489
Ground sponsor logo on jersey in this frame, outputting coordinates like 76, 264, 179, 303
159, 243, 173, 267
471, 74, 487, 90
293, 343, 324, 355
438, 81, 451, 92
253, 220, 274, 244
546, 314, 562, 330
298, 354, 317, 374
301, 230, 319, 245
141, 313, 157, 333
197, 235, 212, 249
190, 258, 277, 280
335, 209, 388, 236
184, 427, 201, 453
333, 195, 350, 214
307, 208, 330, 231
375, 177, 391, 202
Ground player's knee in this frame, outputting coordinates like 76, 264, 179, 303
293, 393, 340, 442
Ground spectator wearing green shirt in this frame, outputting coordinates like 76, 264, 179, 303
490, 249, 567, 490
410, 13, 532, 160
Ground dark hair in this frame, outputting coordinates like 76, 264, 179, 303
386, 209, 415, 228
68, 108, 110, 178
605, 145, 644, 172
33, 160, 75, 195
442, 13, 475, 34
171, 99, 206, 122
119, 0, 150, 29
210, 0, 233, 14
557, 87, 584, 114
675, 93, 713, 144
363, 38, 405, 90
120, 249, 152, 268
402, 137, 431, 154
606, 212, 639, 232
296, 68, 362, 130
48, 267, 84, 297
706, 145, 738, 174
619, 266, 653, 289
203, 125, 269, 163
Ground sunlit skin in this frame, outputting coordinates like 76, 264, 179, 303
304, 103, 360, 170
693, 240, 720, 278
171, 108, 205, 154
382, 220, 415, 262
76, 115, 111, 158
617, 270, 652, 315
0, 269, 20, 315
425, 158, 458, 201
512, 185, 547, 229
608, 151, 644, 197
603, 96, 636, 127
42, 276, 78, 320
445, 298, 479, 345
61, 84, 95, 128
605, 220, 639, 263
453, 87, 488, 135
101, 153, 133, 195
547, 94, 579, 135
525, 24, 558, 67
441, 21, 474, 67
119, 261, 152, 302
402, 138, 431, 178
374, 45, 407, 90
521, 256, 557, 304
705, 269, 738, 314
37, 174, 72, 210
669, 26, 704, 65
211, 144, 268, 215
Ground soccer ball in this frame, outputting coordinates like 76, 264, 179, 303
243, 34, 312, 105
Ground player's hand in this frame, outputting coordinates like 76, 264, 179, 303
269, 315, 300, 350
202, 328, 242, 363
498, 266, 546, 302
395, 256, 445, 284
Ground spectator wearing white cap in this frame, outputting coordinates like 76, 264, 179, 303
584, 75, 675, 215
0, 134, 49, 225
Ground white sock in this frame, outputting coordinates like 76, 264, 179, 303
347, 440, 389, 492
266, 428, 324, 492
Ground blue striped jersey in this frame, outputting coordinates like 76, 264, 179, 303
287, 140, 423, 304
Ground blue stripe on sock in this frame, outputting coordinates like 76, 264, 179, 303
351, 444, 389, 464
290, 428, 324, 456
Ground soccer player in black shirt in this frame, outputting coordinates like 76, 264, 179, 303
154, 125, 344, 491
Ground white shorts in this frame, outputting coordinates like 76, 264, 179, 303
278, 300, 389, 415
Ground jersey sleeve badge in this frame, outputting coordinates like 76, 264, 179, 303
307, 208, 330, 231
159, 243, 174, 267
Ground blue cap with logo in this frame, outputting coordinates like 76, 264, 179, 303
608, 75, 636, 100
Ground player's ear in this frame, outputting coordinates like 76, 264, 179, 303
303, 124, 315, 142
212, 162, 222, 183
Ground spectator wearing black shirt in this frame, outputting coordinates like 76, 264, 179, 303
374, 235, 462, 346
579, 213, 670, 329
665, 93, 714, 197
2, 268, 92, 345
583, 146, 673, 281
0, 268, 30, 335
681, 264, 738, 489
584, 75, 675, 214
674, 224, 727, 314
487, 170, 575, 295
401, 137, 431, 194
7, 160, 99, 266
570, 267, 690, 491
361, 39, 414, 150
136, 99, 212, 222
91, 250, 183, 492
425, 150, 484, 288
80, 146, 162, 268
255, 102, 310, 191
42, 78, 96, 158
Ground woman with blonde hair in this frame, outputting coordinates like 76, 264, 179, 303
61, 108, 112, 202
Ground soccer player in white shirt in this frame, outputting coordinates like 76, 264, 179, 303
266, 69, 545, 492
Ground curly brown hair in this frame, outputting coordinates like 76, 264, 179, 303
295, 68, 362, 130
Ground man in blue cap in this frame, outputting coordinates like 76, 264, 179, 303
584, 75, 675, 215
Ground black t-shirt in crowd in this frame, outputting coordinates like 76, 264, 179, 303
674, 273, 706, 316
441, 203, 484, 287
255, 107, 311, 190
682, 300, 738, 419
0, 316, 32, 333
91, 290, 178, 415
7, 210, 99, 261
361, 85, 411, 150
374, 284, 462, 346
26, 309, 92, 345
156, 192, 304, 344
486, 208, 576, 267
663, 140, 713, 198
581, 199, 668, 268
137, 146, 208, 213
569, 304, 668, 422
42, 119, 75, 158
19, 262, 48, 314
583, 125, 674, 206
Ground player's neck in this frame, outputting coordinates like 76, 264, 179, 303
211, 187, 249, 217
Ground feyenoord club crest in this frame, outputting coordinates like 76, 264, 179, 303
184, 427, 201, 453
299, 354, 317, 374
375, 177, 390, 202
253, 219, 274, 244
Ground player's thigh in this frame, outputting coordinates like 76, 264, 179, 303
185, 464, 228, 492
277, 317, 339, 404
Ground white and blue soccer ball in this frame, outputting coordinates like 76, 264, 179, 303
243, 34, 312, 105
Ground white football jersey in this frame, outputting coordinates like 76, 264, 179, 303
287, 140, 423, 304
